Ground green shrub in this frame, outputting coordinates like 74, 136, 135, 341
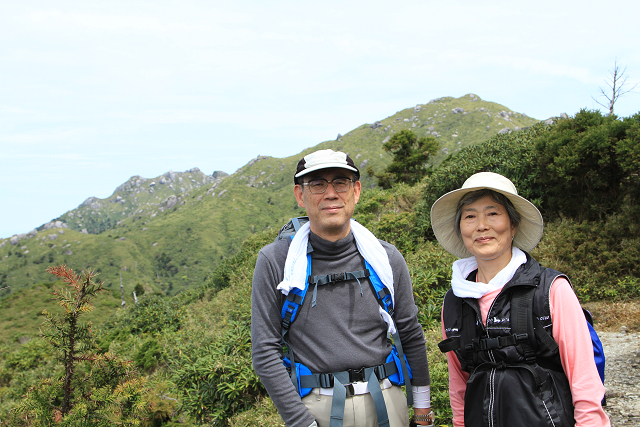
134, 283, 145, 297
6, 265, 154, 426
423, 327, 453, 426
96, 329, 130, 354
405, 243, 456, 329
3, 339, 54, 373
172, 321, 262, 425
207, 231, 274, 293
100, 294, 187, 336
534, 209, 640, 301
535, 109, 640, 221
355, 183, 424, 253
134, 339, 163, 371
368, 129, 439, 188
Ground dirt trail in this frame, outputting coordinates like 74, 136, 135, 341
600, 330, 640, 427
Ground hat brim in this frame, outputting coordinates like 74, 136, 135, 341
294, 162, 358, 178
430, 185, 543, 259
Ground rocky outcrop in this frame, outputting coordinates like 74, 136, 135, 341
43, 221, 68, 230
163, 195, 180, 210
246, 156, 270, 168
212, 171, 229, 179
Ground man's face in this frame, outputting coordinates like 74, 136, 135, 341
294, 167, 361, 241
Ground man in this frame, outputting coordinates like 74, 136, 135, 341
251, 149, 433, 427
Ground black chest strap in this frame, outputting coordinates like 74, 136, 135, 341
307, 269, 370, 308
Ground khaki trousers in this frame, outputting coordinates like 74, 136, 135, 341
301, 384, 409, 427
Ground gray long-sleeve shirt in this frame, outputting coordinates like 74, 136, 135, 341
251, 231, 430, 427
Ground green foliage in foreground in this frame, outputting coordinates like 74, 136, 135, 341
534, 208, 640, 301
0, 217, 455, 426
3, 267, 167, 426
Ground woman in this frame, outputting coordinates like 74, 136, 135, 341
431, 172, 609, 427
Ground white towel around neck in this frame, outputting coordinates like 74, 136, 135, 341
276, 219, 397, 334
451, 247, 527, 299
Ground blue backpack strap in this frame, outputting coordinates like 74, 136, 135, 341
281, 253, 312, 394
365, 260, 413, 406
365, 260, 394, 315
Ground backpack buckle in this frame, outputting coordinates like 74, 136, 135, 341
330, 273, 346, 283
345, 384, 355, 397
348, 367, 365, 383
515, 333, 529, 342
318, 373, 333, 388
482, 337, 500, 350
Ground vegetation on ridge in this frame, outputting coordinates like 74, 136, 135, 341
0, 95, 539, 302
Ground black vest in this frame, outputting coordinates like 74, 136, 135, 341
441, 253, 575, 427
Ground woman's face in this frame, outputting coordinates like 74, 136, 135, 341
459, 195, 517, 262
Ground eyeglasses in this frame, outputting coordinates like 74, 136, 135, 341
302, 178, 354, 194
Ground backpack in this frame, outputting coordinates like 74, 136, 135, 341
511, 286, 606, 400
439, 280, 606, 405
275, 217, 414, 426
581, 308, 606, 405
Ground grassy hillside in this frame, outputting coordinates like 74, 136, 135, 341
0, 281, 121, 344
0, 95, 540, 300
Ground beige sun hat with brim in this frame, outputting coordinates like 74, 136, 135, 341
430, 172, 544, 259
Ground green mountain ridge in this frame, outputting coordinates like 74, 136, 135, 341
0, 94, 541, 302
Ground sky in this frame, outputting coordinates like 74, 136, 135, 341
1, 0, 639, 238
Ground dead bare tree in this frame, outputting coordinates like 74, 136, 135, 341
593, 60, 638, 115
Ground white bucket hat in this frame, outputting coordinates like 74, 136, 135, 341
430, 172, 544, 258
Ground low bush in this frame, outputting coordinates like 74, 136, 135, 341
134, 339, 163, 371
99, 294, 187, 337
534, 209, 640, 301
405, 243, 456, 329
172, 321, 262, 425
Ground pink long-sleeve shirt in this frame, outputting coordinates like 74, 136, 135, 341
442, 277, 610, 427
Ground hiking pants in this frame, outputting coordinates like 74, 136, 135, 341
301, 383, 409, 427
